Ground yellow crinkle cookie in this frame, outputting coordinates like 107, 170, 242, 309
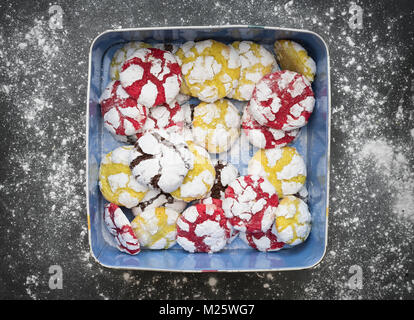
248, 146, 306, 198
176, 40, 241, 102
99, 146, 148, 208
110, 41, 151, 80
171, 141, 216, 202
228, 41, 276, 101
273, 40, 316, 82
275, 195, 311, 246
131, 207, 179, 249
192, 99, 241, 153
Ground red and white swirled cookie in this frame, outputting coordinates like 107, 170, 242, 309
126, 100, 185, 143
103, 203, 140, 255
240, 224, 285, 252
242, 105, 299, 149
222, 175, 279, 234
120, 48, 182, 107
99, 80, 147, 137
248, 70, 315, 131
176, 197, 231, 253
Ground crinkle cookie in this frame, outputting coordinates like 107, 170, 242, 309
192, 99, 241, 153
120, 48, 182, 107
176, 40, 241, 102
248, 146, 306, 198
128, 130, 194, 193
242, 105, 299, 149
176, 197, 231, 253
209, 160, 239, 200
228, 41, 276, 101
198, 197, 239, 243
99, 80, 148, 137
171, 141, 215, 202
131, 189, 187, 216
114, 100, 185, 144
99, 146, 148, 208
110, 41, 151, 81
223, 175, 279, 233
274, 40, 316, 82
137, 100, 185, 139
104, 203, 141, 255
274, 195, 311, 246
131, 206, 179, 249
248, 70, 315, 131
240, 223, 285, 252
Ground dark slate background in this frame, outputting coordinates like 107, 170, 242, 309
0, 0, 413, 299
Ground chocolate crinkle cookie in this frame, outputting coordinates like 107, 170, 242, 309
209, 160, 239, 200
128, 130, 194, 193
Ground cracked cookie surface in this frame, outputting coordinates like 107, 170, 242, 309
128, 130, 194, 193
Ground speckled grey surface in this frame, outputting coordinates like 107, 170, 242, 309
0, 0, 413, 300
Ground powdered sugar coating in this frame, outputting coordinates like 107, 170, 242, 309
208, 159, 239, 200
274, 195, 311, 246
99, 80, 147, 137
110, 41, 151, 81
242, 104, 299, 149
199, 197, 239, 243
104, 203, 140, 255
181, 102, 196, 141
171, 141, 215, 202
176, 40, 241, 102
99, 146, 148, 208
240, 223, 285, 252
128, 130, 194, 193
131, 206, 179, 249
248, 146, 307, 198
248, 70, 315, 131
192, 99, 241, 153
176, 198, 231, 253
228, 41, 277, 101
120, 48, 182, 107
131, 189, 187, 216
223, 175, 279, 233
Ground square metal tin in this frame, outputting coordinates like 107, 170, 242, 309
86, 25, 330, 272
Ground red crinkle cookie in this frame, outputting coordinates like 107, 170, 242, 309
248, 70, 315, 131
242, 105, 299, 149
103, 203, 140, 255
240, 224, 285, 252
223, 175, 279, 234
133, 100, 185, 141
99, 80, 147, 137
119, 48, 182, 107
176, 198, 231, 253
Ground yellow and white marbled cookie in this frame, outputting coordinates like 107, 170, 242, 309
176, 40, 241, 102
248, 146, 306, 198
192, 99, 241, 153
274, 195, 311, 246
273, 40, 316, 82
99, 146, 148, 208
131, 206, 179, 249
110, 41, 151, 80
228, 41, 277, 101
171, 141, 215, 202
